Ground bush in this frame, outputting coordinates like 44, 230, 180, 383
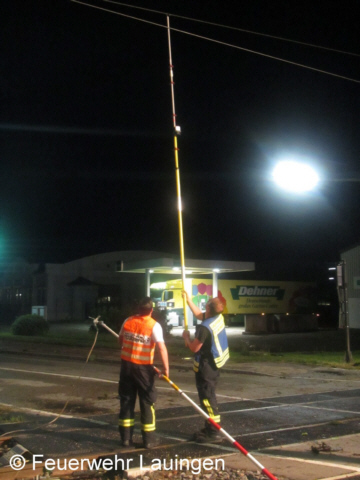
11, 314, 49, 336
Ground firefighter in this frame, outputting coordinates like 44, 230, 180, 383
118, 297, 169, 448
182, 291, 229, 443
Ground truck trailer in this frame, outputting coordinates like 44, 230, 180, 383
150, 278, 318, 332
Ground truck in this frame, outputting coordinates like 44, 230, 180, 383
150, 278, 318, 332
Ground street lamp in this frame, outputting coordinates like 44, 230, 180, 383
272, 159, 319, 193
272, 158, 352, 363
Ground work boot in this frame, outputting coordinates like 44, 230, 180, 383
119, 426, 133, 447
141, 431, 155, 449
193, 427, 222, 444
189, 427, 208, 441
195, 430, 222, 444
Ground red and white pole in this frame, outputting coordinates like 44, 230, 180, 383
154, 367, 278, 480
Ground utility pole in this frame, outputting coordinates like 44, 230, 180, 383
337, 261, 352, 363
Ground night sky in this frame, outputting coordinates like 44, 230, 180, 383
1, 0, 359, 267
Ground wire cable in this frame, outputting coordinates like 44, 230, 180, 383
70, 0, 360, 84
102, 0, 360, 58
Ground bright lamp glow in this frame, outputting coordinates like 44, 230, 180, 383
272, 160, 319, 192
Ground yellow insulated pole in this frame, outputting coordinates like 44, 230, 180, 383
167, 15, 188, 330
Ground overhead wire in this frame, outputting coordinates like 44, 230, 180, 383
102, 0, 360, 58
70, 0, 360, 84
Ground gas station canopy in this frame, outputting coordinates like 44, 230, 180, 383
116, 257, 255, 275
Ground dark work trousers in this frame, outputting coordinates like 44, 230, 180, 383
195, 357, 220, 432
118, 360, 157, 443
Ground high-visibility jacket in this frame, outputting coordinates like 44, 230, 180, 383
194, 314, 229, 372
120, 315, 157, 364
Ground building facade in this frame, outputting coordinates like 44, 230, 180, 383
31, 251, 175, 321
0, 251, 177, 323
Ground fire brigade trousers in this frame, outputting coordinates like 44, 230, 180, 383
118, 360, 157, 442
195, 357, 220, 432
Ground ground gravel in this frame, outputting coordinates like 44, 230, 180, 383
127, 467, 283, 480
3, 468, 284, 480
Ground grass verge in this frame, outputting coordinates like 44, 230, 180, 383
1, 327, 360, 368
227, 349, 360, 369
0, 328, 118, 349
0, 406, 24, 424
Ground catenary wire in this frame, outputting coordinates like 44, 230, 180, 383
70, 0, 360, 84
102, 0, 360, 58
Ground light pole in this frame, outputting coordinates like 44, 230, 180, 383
336, 261, 352, 363
272, 158, 353, 363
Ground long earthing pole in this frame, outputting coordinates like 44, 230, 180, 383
167, 15, 188, 330
92, 321, 277, 480
93, 318, 119, 338
154, 367, 279, 480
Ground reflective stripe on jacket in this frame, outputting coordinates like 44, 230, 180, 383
120, 315, 156, 364
193, 314, 229, 372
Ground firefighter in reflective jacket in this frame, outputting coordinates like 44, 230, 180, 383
182, 291, 229, 443
118, 297, 169, 448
